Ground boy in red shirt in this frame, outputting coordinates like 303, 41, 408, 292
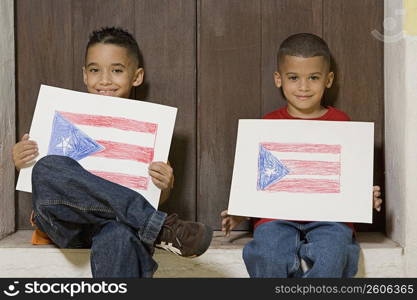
221, 33, 382, 278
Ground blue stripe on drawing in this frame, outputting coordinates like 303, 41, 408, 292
257, 144, 290, 190
47, 111, 104, 161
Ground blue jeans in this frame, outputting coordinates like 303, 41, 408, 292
31, 155, 167, 278
243, 220, 360, 278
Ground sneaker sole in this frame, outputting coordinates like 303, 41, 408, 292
192, 224, 213, 257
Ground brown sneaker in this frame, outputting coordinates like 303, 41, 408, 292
155, 214, 213, 257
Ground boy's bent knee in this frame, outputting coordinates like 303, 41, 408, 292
33, 155, 75, 172
32, 155, 76, 179
32, 155, 82, 191
243, 241, 296, 277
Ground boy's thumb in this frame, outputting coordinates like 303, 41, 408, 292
21, 133, 29, 141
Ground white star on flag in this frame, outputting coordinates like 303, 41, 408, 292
264, 168, 276, 176
56, 136, 72, 154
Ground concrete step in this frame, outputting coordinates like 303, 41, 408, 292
0, 230, 404, 277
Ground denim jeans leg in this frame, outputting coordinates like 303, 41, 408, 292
90, 221, 157, 278
243, 221, 302, 278
343, 240, 361, 277
299, 222, 359, 278
32, 155, 166, 248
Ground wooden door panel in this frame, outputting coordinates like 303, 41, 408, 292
198, 0, 262, 228
16, 0, 73, 229
323, 0, 385, 231
15, 0, 196, 227
134, 0, 197, 220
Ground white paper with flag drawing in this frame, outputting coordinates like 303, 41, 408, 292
227, 119, 374, 223
16, 85, 177, 208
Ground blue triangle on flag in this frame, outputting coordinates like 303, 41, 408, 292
47, 111, 104, 161
257, 144, 290, 190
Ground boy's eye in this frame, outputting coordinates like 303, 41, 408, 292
88, 68, 99, 73
112, 69, 123, 73
309, 76, 320, 80
288, 76, 298, 81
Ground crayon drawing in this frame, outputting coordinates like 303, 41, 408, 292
257, 143, 341, 193
16, 85, 177, 208
227, 119, 374, 223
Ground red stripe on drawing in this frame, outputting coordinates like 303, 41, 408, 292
90, 170, 149, 190
58, 111, 157, 134
92, 140, 154, 163
266, 179, 340, 193
262, 143, 341, 154
282, 160, 340, 176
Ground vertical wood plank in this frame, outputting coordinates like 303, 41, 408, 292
134, 0, 197, 221
72, 0, 135, 92
261, 0, 323, 115
198, 0, 261, 228
323, 0, 384, 231
0, 0, 15, 238
16, 0, 73, 229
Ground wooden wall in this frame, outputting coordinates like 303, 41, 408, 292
0, 0, 15, 239
16, 0, 384, 232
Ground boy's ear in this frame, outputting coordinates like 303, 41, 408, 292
82, 66, 88, 86
132, 68, 145, 87
274, 71, 282, 88
326, 71, 335, 88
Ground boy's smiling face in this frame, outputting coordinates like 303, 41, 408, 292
83, 43, 144, 99
274, 55, 334, 118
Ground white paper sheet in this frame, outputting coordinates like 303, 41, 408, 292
16, 85, 177, 208
227, 119, 374, 223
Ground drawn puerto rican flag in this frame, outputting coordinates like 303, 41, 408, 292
257, 142, 341, 193
47, 111, 157, 191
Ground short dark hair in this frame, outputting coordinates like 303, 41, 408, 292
277, 33, 331, 70
86, 27, 141, 67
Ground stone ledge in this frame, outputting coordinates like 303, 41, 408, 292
0, 230, 404, 277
